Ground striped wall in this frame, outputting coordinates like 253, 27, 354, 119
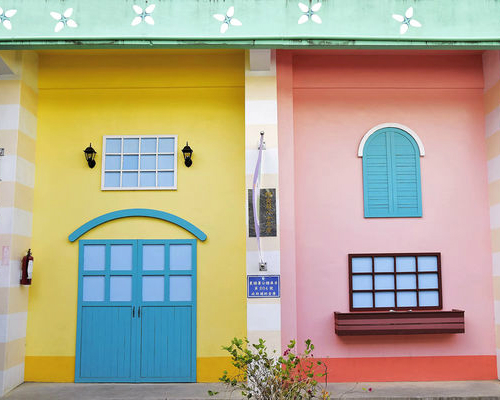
245, 50, 281, 354
483, 50, 500, 379
0, 50, 38, 395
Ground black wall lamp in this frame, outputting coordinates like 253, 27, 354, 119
182, 142, 193, 167
84, 143, 97, 168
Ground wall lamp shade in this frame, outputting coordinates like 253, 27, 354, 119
84, 143, 97, 168
182, 142, 193, 167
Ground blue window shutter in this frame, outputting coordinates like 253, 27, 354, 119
363, 128, 422, 218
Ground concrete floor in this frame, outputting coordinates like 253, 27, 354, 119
3, 381, 500, 400
2, 381, 500, 400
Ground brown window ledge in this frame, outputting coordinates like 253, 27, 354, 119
334, 310, 465, 336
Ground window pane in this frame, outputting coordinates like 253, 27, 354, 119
352, 275, 372, 291
351, 257, 372, 273
396, 274, 416, 289
83, 276, 105, 302
104, 172, 120, 187
140, 172, 156, 187
105, 155, 121, 170
418, 273, 438, 289
123, 155, 138, 170
141, 138, 157, 153
123, 138, 139, 153
110, 276, 132, 302
159, 138, 174, 153
142, 245, 164, 270
169, 244, 192, 270
396, 257, 416, 272
142, 276, 164, 302
374, 257, 394, 272
170, 276, 192, 301
352, 292, 373, 308
110, 244, 133, 270
158, 172, 174, 187
106, 138, 121, 153
397, 291, 417, 307
158, 155, 174, 170
122, 172, 138, 187
374, 275, 394, 290
140, 155, 156, 170
418, 256, 438, 272
83, 245, 105, 271
375, 292, 395, 308
419, 291, 439, 307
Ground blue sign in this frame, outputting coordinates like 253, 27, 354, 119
247, 275, 280, 298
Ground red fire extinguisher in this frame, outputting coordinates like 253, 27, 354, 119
20, 249, 33, 286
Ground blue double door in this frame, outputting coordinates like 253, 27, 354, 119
75, 240, 196, 382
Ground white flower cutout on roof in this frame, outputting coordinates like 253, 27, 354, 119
392, 7, 421, 34
132, 4, 155, 26
213, 6, 242, 34
298, 2, 322, 24
0, 7, 17, 30
50, 8, 77, 33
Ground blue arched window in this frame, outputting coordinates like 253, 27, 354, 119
360, 125, 423, 218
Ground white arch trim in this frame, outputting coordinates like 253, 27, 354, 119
357, 123, 425, 157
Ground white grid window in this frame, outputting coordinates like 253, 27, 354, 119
101, 135, 177, 190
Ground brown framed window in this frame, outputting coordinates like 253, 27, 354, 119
349, 253, 442, 311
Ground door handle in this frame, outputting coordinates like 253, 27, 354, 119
138, 306, 141, 318
132, 306, 135, 317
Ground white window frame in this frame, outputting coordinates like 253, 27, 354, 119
101, 135, 178, 191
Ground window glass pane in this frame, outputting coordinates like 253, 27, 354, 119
122, 172, 138, 187
123, 138, 139, 153
351, 257, 372, 273
418, 273, 438, 289
374, 257, 394, 272
105, 155, 121, 170
374, 275, 394, 290
158, 155, 174, 170
396, 257, 416, 272
159, 138, 174, 153
104, 172, 120, 187
142, 276, 164, 302
375, 292, 395, 308
83, 245, 105, 270
396, 274, 416, 289
141, 138, 157, 153
397, 291, 417, 307
418, 256, 438, 272
110, 244, 133, 270
142, 245, 164, 270
169, 244, 192, 270
352, 292, 373, 308
140, 155, 156, 170
110, 276, 132, 302
106, 138, 121, 153
140, 172, 156, 187
419, 291, 439, 307
352, 275, 372, 291
170, 276, 192, 301
123, 155, 138, 170
83, 276, 105, 301
158, 172, 174, 187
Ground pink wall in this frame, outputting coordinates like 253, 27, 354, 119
278, 51, 496, 360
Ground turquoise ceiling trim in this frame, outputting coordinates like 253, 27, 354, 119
68, 208, 208, 242
0, 0, 499, 49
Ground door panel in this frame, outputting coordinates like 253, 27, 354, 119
79, 307, 133, 380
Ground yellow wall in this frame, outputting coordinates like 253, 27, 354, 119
25, 50, 246, 382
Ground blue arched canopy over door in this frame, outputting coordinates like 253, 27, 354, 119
362, 127, 422, 218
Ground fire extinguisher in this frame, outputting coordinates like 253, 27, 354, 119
20, 249, 33, 286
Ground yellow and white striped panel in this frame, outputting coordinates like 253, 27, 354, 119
245, 50, 281, 354
0, 50, 38, 395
